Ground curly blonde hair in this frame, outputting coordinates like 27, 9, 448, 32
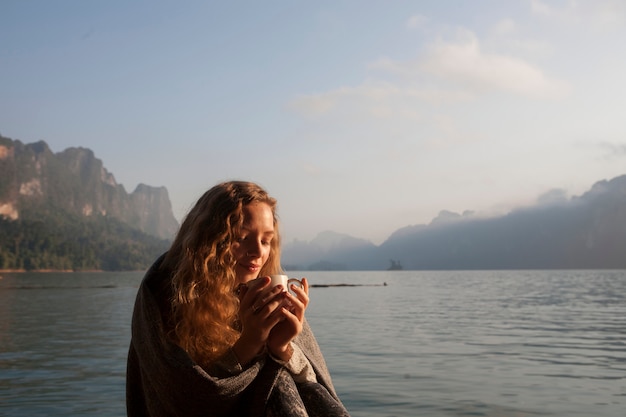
162, 181, 282, 366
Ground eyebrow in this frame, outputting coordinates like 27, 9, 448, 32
240, 227, 275, 235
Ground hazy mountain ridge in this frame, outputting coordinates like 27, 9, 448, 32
283, 175, 626, 270
282, 230, 377, 270
2, 134, 625, 271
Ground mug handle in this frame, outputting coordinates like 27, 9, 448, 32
287, 278, 303, 291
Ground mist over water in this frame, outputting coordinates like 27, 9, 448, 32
1, 270, 624, 417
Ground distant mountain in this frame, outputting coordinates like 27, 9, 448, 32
4, 133, 625, 271
282, 230, 377, 270
377, 175, 626, 269
0, 135, 178, 270
282, 175, 626, 270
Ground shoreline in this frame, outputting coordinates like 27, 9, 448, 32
311, 282, 388, 288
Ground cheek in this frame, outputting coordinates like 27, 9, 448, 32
230, 244, 244, 259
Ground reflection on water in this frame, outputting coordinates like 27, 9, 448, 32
1, 270, 625, 417
306, 270, 626, 417
0, 272, 141, 417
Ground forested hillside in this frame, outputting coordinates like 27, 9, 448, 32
0, 209, 169, 271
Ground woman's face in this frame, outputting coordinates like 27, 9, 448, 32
231, 202, 275, 284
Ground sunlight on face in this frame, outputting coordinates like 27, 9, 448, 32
231, 202, 275, 284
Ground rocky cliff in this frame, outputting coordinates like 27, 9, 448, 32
0, 135, 178, 239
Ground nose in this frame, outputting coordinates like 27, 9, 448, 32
246, 240, 262, 257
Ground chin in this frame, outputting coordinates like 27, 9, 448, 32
236, 269, 259, 284
242, 275, 257, 284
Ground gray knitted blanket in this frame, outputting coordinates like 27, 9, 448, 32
126, 256, 350, 417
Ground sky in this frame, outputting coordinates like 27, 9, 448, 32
2, 0, 626, 245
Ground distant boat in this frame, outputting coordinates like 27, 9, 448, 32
387, 259, 403, 270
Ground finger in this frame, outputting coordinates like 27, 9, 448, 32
259, 301, 293, 333
285, 289, 306, 308
235, 283, 248, 298
288, 278, 308, 295
289, 284, 309, 308
275, 305, 302, 329
242, 277, 270, 309
257, 284, 285, 307
279, 292, 306, 321
248, 276, 271, 292
252, 288, 285, 316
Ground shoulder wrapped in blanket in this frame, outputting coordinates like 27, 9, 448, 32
126, 255, 351, 417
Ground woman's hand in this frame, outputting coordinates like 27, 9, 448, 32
266, 278, 310, 361
232, 277, 286, 366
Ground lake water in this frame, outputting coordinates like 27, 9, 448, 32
1, 270, 625, 417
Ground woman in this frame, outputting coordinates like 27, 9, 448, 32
126, 181, 350, 417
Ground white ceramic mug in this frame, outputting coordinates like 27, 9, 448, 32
270, 274, 302, 293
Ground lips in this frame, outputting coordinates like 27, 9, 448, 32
241, 263, 260, 272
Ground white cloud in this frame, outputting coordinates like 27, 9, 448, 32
287, 25, 571, 158
591, 1, 626, 27
419, 30, 570, 98
500, 38, 553, 56
365, 29, 568, 99
288, 93, 337, 116
530, 0, 626, 29
493, 18, 518, 35
288, 80, 472, 119
368, 56, 419, 77
600, 142, 626, 158
407, 14, 429, 29
530, 0, 555, 17
487, 17, 552, 58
